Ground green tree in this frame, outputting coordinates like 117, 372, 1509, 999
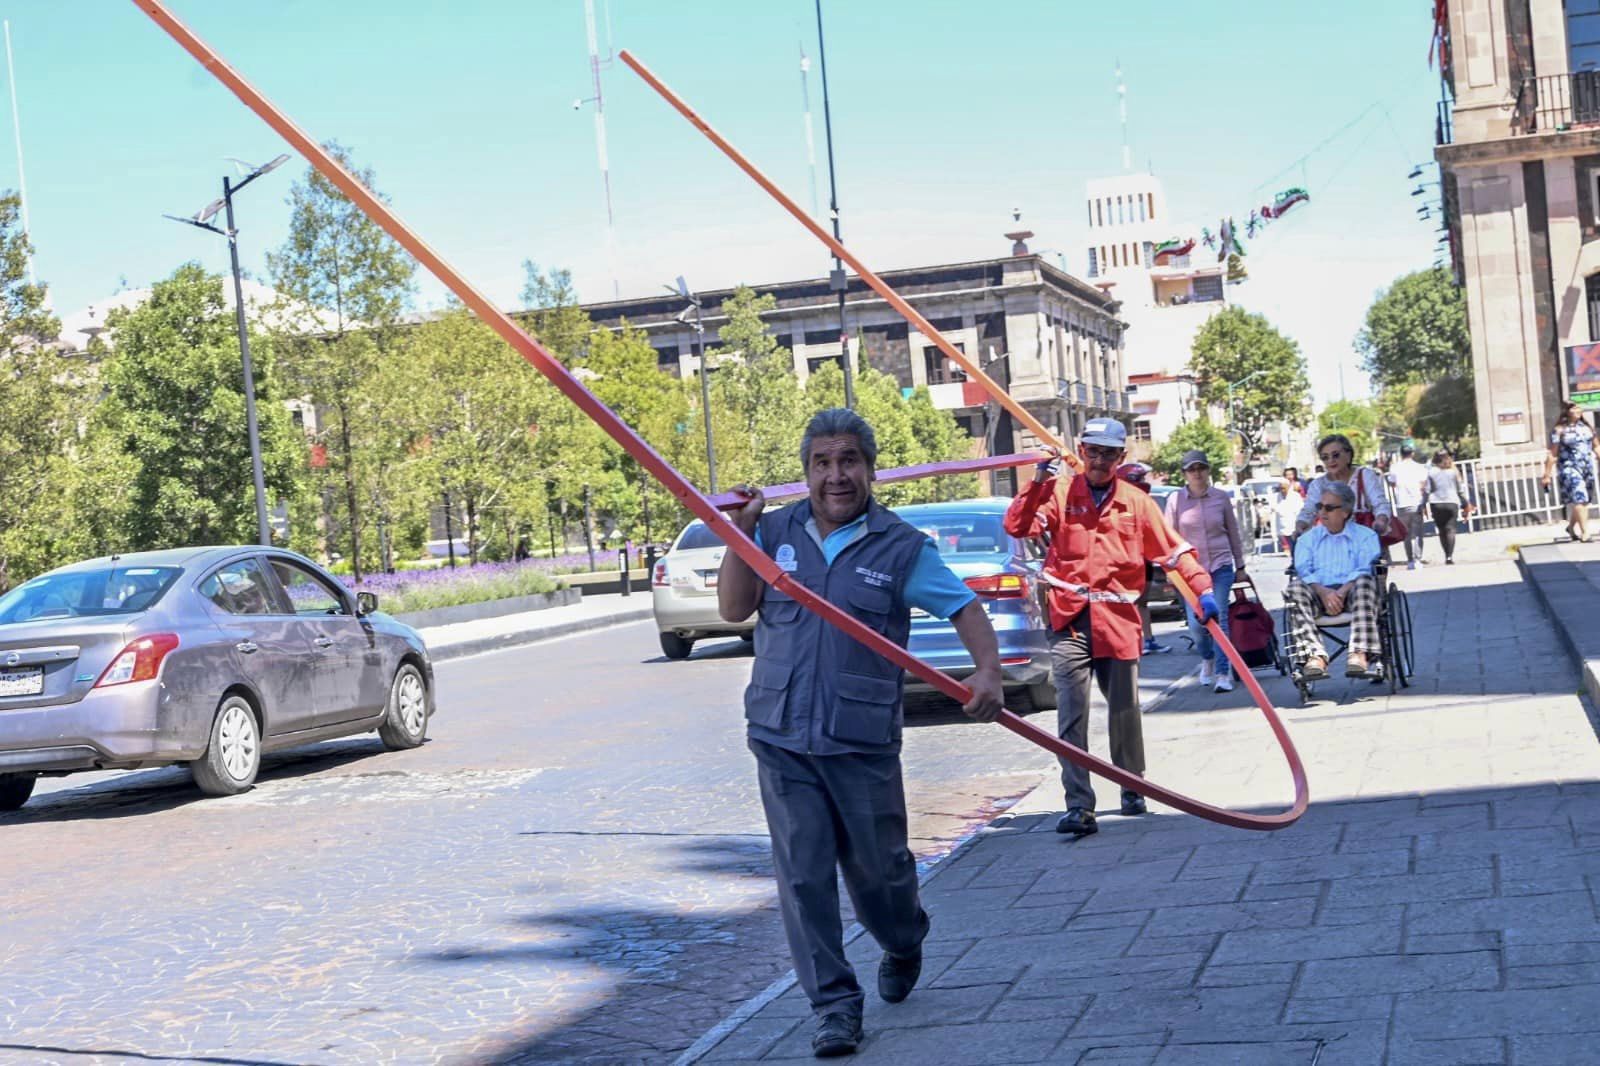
267, 143, 416, 578
708, 287, 809, 490
0, 191, 82, 588
1150, 418, 1232, 480
1357, 267, 1471, 386
1188, 306, 1312, 474
96, 263, 303, 549
1315, 399, 1380, 464
1356, 268, 1476, 451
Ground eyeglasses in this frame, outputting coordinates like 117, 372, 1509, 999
1081, 445, 1121, 461
1315, 502, 1345, 513
1318, 451, 1347, 462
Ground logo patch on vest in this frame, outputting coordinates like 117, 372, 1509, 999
854, 566, 894, 588
775, 543, 799, 572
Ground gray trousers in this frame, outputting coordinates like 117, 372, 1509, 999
1396, 507, 1424, 562
1051, 622, 1145, 811
750, 738, 929, 1017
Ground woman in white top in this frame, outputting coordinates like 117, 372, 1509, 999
1295, 434, 1393, 539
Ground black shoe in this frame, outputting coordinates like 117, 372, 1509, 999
1056, 808, 1098, 836
812, 1012, 862, 1058
1120, 792, 1147, 816
878, 949, 922, 1004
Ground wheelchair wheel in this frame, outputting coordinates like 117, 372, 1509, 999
1386, 586, 1413, 688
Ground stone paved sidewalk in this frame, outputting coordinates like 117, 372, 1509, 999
687, 557, 1600, 1064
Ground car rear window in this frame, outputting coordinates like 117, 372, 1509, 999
0, 566, 184, 624
908, 514, 1008, 555
675, 523, 726, 551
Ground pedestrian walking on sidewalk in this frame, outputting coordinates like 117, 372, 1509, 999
717, 408, 1004, 1058
1117, 461, 1170, 655
1286, 482, 1383, 679
1387, 443, 1431, 568
1003, 418, 1217, 838
1296, 434, 1394, 541
1163, 450, 1246, 693
1428, 450, 1468, 564
1543, 401, 1600, 543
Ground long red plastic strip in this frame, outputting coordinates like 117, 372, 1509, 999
132, 2, 1304, 830
708, 451, 1046, 511
621, 49, 1308, 830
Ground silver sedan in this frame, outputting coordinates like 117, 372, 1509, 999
0, 546, 435, 810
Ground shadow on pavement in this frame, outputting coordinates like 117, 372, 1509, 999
0, 736, 398, 825
421, 831, 794, 1065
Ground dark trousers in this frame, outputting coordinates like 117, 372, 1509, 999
1431, 503, 1460, 561
750, 738, 929, 1017
1050, 622, 1144, 812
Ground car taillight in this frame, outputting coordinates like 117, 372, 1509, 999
652, 560, 671, 588
95, 633, 181, 688
965, 574, 1026, 598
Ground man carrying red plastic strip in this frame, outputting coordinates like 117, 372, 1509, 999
718, 408, 1005, 1057
1006, 418, 1218, 838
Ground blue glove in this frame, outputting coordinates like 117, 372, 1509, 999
1198, 592, 1220, 624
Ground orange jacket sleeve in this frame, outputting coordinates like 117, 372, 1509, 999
1004, 476, 1057, 539
1139, 493, 1213, 597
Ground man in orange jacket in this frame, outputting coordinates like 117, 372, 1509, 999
1004, 418, 1218, 836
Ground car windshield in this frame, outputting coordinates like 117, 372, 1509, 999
0, 565, 184, 624
676, 523, 726, 551
909, 513, 1008, 555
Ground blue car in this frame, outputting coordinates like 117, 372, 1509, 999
893, 498, 1056, 712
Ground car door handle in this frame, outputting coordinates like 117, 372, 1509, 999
313, 636, 335, 649
235, 641, 259, 654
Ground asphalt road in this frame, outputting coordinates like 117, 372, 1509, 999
0, 618, 1065, 1065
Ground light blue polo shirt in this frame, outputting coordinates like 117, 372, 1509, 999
757, 512, 976, 620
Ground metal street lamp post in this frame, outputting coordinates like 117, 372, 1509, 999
813, 0, 855, 408
669, 277, 717, 493
166, 153, 290, 546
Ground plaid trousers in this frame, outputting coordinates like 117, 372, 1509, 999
1284, 574, 1381, 662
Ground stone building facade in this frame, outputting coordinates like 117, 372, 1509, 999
1435, 0, 1600, 455
580, 244, 1128, 475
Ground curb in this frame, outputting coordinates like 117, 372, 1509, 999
1515, 545, 1600, 708
424, 605, 654, 662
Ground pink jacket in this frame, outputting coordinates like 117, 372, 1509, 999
1163, 487, 1246, 573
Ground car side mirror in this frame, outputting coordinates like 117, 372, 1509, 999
356, 591, 378, 616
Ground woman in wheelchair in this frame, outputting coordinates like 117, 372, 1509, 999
1287, 481, 1383, 681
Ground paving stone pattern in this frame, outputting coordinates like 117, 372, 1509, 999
693, 559, 1600, 1063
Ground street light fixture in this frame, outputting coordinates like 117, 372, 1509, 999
165, 152, 291, 547
668, 276, 718, 493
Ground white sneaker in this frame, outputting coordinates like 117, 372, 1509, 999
1213, 674, 1234, 693
1199, 661, 1215, 684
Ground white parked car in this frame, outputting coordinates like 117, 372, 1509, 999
650, 521, 755, 659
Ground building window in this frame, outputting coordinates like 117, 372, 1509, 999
1087, 247, 1099, 277
807, 354, 845, 375
1132, 242, 1140, 266
1133, 419, 1152, 442
1087, 201, 1094, 227
1096, 200, 1104, 227
1588, 273, 1600, 341
1117, 196, 1125, 224
1147, 192, 1155, 219
922, 342, 967, 384
1138, 197, 1146, 222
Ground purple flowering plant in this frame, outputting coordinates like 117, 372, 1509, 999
341, 551, 621, 614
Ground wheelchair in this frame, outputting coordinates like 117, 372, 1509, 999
1275, 559, 1414, 703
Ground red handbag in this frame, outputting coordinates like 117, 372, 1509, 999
1354, 471, 1407, 546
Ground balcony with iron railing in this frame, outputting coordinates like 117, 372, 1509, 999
1515, 72, 1600, 135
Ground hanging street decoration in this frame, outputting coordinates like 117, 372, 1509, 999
1153, 186, 1310, 265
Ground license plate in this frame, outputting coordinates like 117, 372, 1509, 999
699, 570, 719, 588
0, 667, 43, 697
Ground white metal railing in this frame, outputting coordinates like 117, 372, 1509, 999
1456, 452, 1598, 531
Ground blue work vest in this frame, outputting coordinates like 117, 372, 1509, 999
744, 499, 926, 756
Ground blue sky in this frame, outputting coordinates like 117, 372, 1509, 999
19, 1, 1441, 405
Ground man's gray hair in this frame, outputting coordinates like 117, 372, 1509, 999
1321, 480, 1357, 512
801, 407, 879, 468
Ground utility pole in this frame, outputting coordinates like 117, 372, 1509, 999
814, 0, 855, 408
